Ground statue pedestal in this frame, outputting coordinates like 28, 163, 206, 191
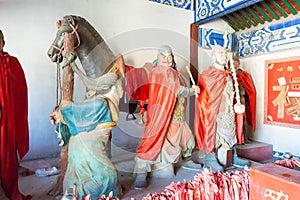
250, 163, 300, 200
236, 141, 273, 162
217, 148, 232, 168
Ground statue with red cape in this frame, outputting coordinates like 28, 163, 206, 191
134, 45, 199, 189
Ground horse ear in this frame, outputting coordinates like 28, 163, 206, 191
56, 20, 61, 29
66, 15, 75, 26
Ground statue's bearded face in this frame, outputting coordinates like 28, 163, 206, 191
157, 53, 173, 68
215, 48, 228, 66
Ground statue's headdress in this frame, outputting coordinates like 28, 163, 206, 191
157, 45, 173, 57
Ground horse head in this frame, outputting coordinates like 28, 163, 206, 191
47, 15, 116, 78
47, 15, 80, 64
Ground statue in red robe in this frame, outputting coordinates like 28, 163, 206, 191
134, 45, 199, 189
0, 30, 31, 200
193, 46, 250, 172
232, 57, 256, 144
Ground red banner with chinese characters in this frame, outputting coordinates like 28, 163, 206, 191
265, 56, 300, 128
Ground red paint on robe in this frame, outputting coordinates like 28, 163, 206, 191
136, 65, 181, 161
236, 70, 256, 144
194, 67, 227, 153
0, 52, 29, 199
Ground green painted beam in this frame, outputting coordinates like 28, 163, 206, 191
271, 0, 289, 17
233, 12, 251, 28
261, 1, 280, 20
246, 7, 265, 24
227, 14, 245, 30
239, 10, 258, 26
282, 0, 297, 15
223, 18, 239, 32
255, 5, 272, 22
295, 0, 300, 9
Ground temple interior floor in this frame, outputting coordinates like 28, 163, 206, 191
0, 143, 295, 200
0, 112, 296, 200
0, 149, 250, 200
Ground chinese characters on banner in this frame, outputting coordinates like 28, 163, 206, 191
265, 56, 300, 128
265, 188, 288, 200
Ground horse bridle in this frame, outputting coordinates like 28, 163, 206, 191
52, 16, 81, 107
51, 16, 81, 59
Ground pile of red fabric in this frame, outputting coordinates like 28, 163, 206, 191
79, 192, 120, 200
142, 169, 250, 200
275, 158, 300, 169
79, 169, 250, 199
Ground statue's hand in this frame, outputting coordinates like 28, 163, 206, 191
85, 90, 96, 99
49, 110, 61, 125
192, 85, 200, 94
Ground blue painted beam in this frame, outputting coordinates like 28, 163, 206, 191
194, 0, 263, 25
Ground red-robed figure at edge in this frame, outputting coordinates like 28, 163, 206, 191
133, 45, 199, 189
0, 30, 31, 199
192, 45, 251, 172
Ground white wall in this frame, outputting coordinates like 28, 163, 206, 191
1, 0, 299, 159
242, 49, 300, 156
0, 0, 194, 159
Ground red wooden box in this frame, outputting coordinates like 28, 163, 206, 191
250, 163, 300, 200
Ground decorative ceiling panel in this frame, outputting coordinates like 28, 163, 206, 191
199, 28, 235, 50
195, 0, 300, 32
149, 0, 194, 10
221, 0, 300, 32
236, 18, 300, 57
195, 0, 262, 24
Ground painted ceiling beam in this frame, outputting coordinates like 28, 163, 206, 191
239, 9, 258, 26
194, 0, 263, 25
232, 12, 251, 28
227, 14, 245, 30
222, 17, 240, 31
271, 0, 288, 18
246, 6, 265, 24
294, 0, 300, 9
261, 1, 280, 20
282, 0, 297, 15
255, 4, 272, 22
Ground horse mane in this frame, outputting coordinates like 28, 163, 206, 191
63, 15, 116, 78
69, 15, 106, 46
